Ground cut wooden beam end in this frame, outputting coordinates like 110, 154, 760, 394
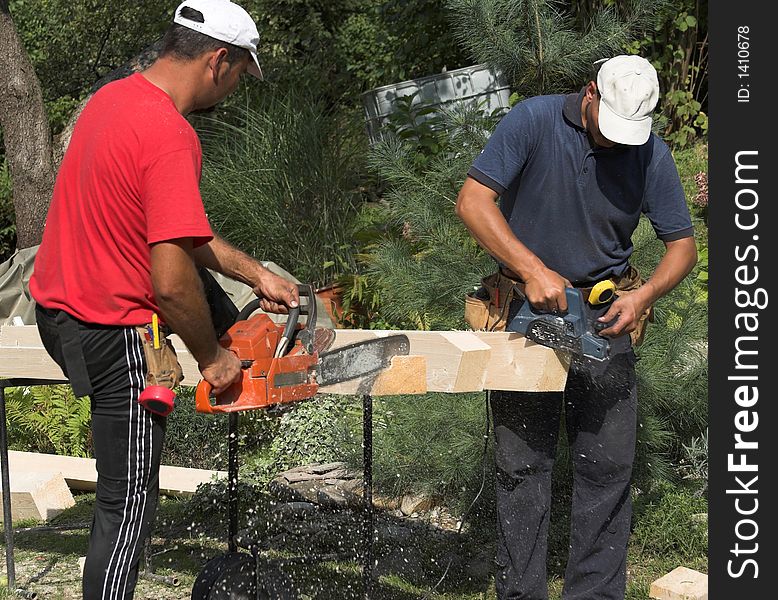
320, 355, 427, 396
369, 355, 427, 395
440, 331, 491, 392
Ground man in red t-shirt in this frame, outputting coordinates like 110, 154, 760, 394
30, 2, 297, 597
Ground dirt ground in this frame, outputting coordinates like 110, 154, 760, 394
2, 493, 495, 600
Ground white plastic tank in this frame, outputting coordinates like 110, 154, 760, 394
362, 64, 511, 144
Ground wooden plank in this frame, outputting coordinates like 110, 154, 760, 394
649, 566, 708, 600
8, 451, 226, 497
1, 325, 569, 394
0, 325, 66, 380
0, 471, 75, 522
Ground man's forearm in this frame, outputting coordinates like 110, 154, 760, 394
193, 234, 268, 288
637, 236, 699, 306
455, 178, 546, 280
193, 234, 299, 313
151, 241, 221, 367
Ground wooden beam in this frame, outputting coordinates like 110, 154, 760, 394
8, 451, 225, 497
1, 325, 569, 394
320, 329, 569, 393
0, 324, 66, 380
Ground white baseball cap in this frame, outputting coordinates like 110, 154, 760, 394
174, 0, 263, 80
595, 55, 659, 145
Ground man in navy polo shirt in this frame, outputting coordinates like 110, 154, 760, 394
456, 55, 698, 599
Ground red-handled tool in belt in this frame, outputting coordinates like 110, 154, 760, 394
138, 313, 177, 416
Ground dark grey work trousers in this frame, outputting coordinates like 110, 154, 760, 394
491, 350, 638, 600
36, 305, 165, 600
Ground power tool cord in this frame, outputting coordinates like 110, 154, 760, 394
420, 390, 492, 599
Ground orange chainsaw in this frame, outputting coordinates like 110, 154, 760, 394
195, 284, 409, 413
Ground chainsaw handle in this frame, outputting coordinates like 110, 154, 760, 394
275, 304, 300, 358
234, 284, 315, 323
275, 283, 317, 357
194, 379, 214, 413
232, 284, 315, 358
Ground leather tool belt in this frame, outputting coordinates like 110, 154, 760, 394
134, 323, 183, 390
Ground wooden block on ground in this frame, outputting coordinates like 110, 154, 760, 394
649, 566, 708, 600
0, 471, 75, 522
9, 450, 98, 491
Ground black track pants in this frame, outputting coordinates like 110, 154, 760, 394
36, 306, 166, 600
490, 351, 637, 600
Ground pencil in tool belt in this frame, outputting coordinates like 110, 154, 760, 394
152, 313, 160, 349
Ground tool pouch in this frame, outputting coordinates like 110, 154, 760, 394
464, 270, 520, 331
134, 326, 184, 389
612, 265, 654, 347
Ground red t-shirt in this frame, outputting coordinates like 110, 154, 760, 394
30, 73, 213, 326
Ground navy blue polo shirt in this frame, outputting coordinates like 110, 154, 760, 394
468, 91, 694, 284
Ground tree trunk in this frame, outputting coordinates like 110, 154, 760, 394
0, 0, 55, 249
1, 0, 162, 249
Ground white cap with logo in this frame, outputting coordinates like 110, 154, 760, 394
173, 0, 263, 80
596, 55, 659, 145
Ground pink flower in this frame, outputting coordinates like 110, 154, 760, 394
693, 172, 708, 208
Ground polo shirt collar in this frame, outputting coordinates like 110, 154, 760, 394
564, 87, 630, 153
563, 88, 586, 130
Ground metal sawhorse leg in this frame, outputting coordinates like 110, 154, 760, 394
1, 378, 68, 598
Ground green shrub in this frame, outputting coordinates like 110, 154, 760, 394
161, 386, 230, 470
629, 217, 708, 489
0, 160, 16, 262
265, 394, 354, 474
631, 484, 708, 560
446, 0, 666, 99
340, 392, 494, 517
5, 384, 92, 457
627, 0, 708, 149
355, 104, 497, 330
197, 90, 366, 287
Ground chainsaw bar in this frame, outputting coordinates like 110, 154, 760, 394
316, 335, 410, 387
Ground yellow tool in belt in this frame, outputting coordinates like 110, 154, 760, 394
588, 279, 616, 306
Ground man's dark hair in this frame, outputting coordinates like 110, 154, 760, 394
589, 60, 606, 84
161, 6, 250, 64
